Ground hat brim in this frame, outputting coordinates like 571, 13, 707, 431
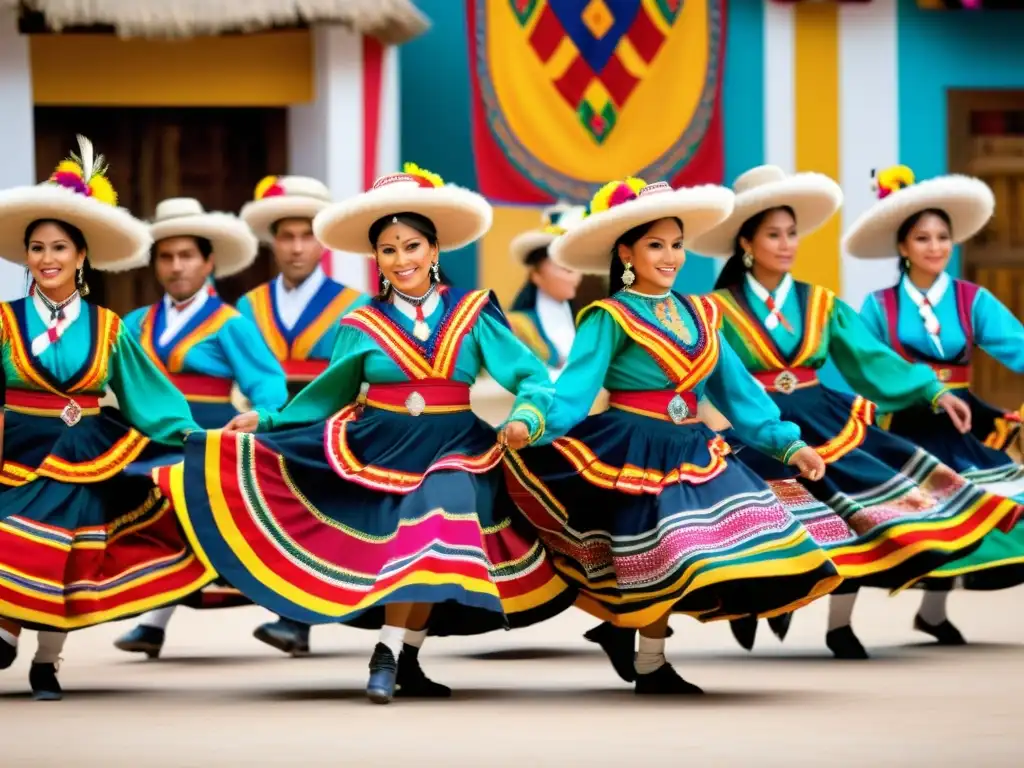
313, 185, 493, 255
241, 197, 330, 244
549, 185, 735, 274
843, 175, 994, 260
688, 174, 843, 259
0, 185, 152, 272
150, 212, 260, 278
509, 230, 555, 265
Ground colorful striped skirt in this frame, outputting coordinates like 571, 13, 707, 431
0, 399, 215, 631
727, 384, 1020, 591
882, 392, 1024, 590
503, 403, 842, 629
156, 383, 575, 635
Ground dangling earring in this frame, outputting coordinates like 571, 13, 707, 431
379, 270, 390, 292
903, 258, 911, 271
76, 266, 90, 297
621, 262, 635, 287
742, 252, 754, 269
430, 261, 440, 283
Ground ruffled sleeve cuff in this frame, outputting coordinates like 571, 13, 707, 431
779, 440, 808, 465
508, 403, 546, 445
256, 408, 277, 433
927, 382, 948, 411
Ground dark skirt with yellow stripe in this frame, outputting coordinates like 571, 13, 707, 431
503, 409, 842, 629
156, 403, 575, 635
727, 384, 1020, 591
0, 405, 215, 631
881, 392, 1024, 590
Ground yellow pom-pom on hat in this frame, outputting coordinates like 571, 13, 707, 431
402, 162, 444, 188
871, 165, 915, 200
47, 134, 119, 208
253, 175, 283, 201
589, 177, 648, 215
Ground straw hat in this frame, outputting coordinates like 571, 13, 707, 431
843, 167, 994, 260
549, 178, 735, 274
313, 163, 492, 255
240, 175, 332, 243
688, 166, 843, 258
509, 203, 587, 265
148, 198, 258, 278
0, 135, 151, 271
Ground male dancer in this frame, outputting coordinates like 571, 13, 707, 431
113, 197, 289, 658
236, 176, 369, 655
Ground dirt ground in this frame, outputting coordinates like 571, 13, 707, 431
1, 586, 1022, 767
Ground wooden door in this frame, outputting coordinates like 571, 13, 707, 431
948, 91, 1024, 410
34, 106, 287, 316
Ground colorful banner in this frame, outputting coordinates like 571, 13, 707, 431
467, 0, 726, 204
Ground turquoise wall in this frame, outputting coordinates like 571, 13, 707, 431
400, 0, 763, 294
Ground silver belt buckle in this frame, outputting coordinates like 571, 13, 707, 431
61, 399, 83, 426
773, 370, 798, 395
667, 394, 691, 425
405, 391, 426, 417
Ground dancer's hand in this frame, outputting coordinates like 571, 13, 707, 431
224, 411, 260, 434
937, 393, 971, 434
499, 420, 531, 451
789, 446, 825, 482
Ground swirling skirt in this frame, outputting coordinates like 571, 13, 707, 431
0, 407, 214, 630
503, 409, 842, 629
156, 404, 575, 635
728, 385, 1020, 591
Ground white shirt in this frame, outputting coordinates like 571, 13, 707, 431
745, 272, 794, 331
535, 291, 575, 366
160, 286, 210, 346
30, 290, 82, 356
391, 288, 441, 325
274, 266, 327, 331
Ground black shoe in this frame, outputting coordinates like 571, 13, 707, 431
253, 619, 310, 657
366, 643, 398, 705
396, 644, 451, 698
29, 663, 62, 701
583, 622, 637, 683
113, 625, 165, 659
913, 615, 966, 646
825, 626, 869, 660
0, 638, 17, 670
768, 613, 792, 642
729, 615, 758, 651
634, 663, 703, 695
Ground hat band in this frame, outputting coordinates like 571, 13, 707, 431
373, 173, 434, 190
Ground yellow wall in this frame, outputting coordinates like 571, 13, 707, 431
30, 31, 313, 107
480, 206, 545, 309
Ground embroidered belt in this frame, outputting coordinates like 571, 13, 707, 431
608, 390, 699, 425
282, 359, 328, 382
364, 381, 472, 417
168, 373, 234, 402
929, 364, 970, 387
5, 388, 101, 425
753, 367, 819, 395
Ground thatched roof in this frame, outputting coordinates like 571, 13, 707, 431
5, 0, 429, 44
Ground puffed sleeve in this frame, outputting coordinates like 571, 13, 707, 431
973, 286, 1024, 374
858, 292, 889, 344
828, 297, 944, 412
703, 334, 807, 462
258, 324, 366, 431
538, 308, 626, 445
473, 307, 554, 444
218, 315, 289, 411
108, 322, 199, 445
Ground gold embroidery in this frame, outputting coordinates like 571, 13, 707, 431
654, 299, 692, 345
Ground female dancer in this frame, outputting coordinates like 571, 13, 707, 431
507, 204, 584, 374
0, 137, 213, 699
156, 164, 574, 704
849, 167, 1024, 643
503, 177, 841, 694
689, 165, 1019, 659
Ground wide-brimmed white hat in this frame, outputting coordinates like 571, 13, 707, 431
688, 166, 843, 258
0, 135, 151, 272
549, 179, 735, 274
843, 168, 994, 260
148, 198, 258, 278
313, 163, 492, 255
509, 203, 587, 265
240, 175, 332, 243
